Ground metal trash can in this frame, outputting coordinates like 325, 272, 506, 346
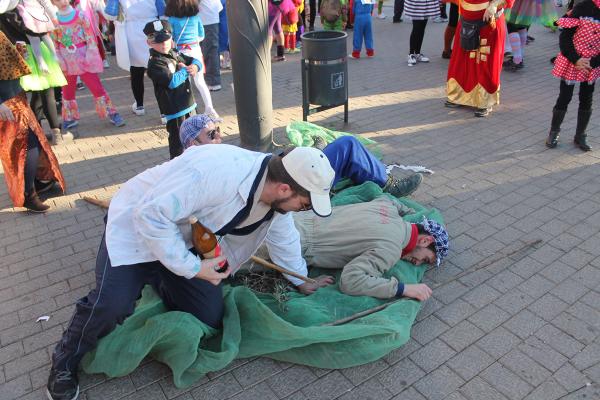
301, 30, 348, 122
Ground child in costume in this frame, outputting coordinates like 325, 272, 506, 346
50, 0, 125, 129
546, 0, 600, 151
166, 0, 221, 121
144, 19, 202, 159
351, 0, 374, 59
320, 0, 348, 31
504, 0, 557, 70
282, 0, 303, 53
269, 0, 295, 61
0, 0, 69, 144
73, 0, 111, 68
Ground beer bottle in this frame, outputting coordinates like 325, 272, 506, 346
189, 216, 228, 272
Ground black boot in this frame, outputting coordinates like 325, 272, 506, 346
546, 107, 567, 148
574, 109, 592, 151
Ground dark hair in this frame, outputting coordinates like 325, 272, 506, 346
415, 224, 437, 254
165, 0, 200, 18
266, 149, 311, 198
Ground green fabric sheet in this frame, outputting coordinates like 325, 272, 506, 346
82, 183, 444, 388
286, 120, 381, 158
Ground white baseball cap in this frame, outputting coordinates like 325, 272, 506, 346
281, 147, 335, 217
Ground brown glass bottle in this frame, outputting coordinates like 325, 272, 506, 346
189, 216, 228, 272
189, 216, 217, 257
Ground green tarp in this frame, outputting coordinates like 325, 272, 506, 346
81, 182, 443, 388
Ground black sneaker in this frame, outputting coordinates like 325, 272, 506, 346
383, 173, 422, 198
46, 369, 79, 400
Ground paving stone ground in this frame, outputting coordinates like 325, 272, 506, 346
1, 4, 600, 400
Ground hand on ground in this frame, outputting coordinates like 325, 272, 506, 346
402, 283, 432, 301
297, 275, 335, 295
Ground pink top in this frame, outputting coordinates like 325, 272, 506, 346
51, 9, 103, 75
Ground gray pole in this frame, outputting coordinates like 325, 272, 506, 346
226, 0, 273, 152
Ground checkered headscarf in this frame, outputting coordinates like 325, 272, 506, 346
179, 114, 214, 149
421, 217, 449, 267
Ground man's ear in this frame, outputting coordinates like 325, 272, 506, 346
417, 234, 434, 247
277, 183, 292, 196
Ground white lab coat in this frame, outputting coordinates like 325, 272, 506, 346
105, 144, 308, 286
113, 0, 157, 69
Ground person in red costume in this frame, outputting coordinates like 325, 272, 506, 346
444, 0, 514, 117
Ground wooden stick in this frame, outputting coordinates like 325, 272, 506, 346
250, 255, 317, 285
83, 196, 110, 209
322, 299, 402, 326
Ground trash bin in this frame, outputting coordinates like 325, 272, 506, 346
301, 30, 348, 122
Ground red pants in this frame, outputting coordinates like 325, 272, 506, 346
62, 73, 107, 101
62, 73, 116, 121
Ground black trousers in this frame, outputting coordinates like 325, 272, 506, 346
30, 88, 60, 130
394, 0, 405, 20
130, 66, 146, 107
51, 232, 224, 373
448, 3, 459, 27
555, 80, 595, 112
410, 19, 428, 54
166, 113, 193, 159
308, 0, 322, 28
24, 130, 40, 194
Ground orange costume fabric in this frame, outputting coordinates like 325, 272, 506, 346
0, 31, 65, 207
446, 0, 514, 108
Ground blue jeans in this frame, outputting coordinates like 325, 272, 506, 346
200, 23, 221, 86
219, 0, 229, 52
323, 136, 387, 187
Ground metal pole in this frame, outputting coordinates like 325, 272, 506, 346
226, 0, 273, 152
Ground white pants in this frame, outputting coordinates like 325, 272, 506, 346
179, 44, 214, 112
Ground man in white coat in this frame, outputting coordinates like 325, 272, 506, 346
46, 145, 335, 400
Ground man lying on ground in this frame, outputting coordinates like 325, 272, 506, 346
292, 196, 449, 299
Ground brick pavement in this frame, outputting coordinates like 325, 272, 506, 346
1, 3, 600, 399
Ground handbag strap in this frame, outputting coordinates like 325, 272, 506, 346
175, 17, 190, 45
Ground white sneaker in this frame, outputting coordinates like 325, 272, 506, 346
377, 13, 387, 19
416, 54, 430, 63
433, 16, 448, 23
103, 59, 110, 68
208, 85, 222, 92
131, 102, 145, 116
205, 107, 223, 122
407, 54, 417, 66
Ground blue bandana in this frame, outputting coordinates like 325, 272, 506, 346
421, 217, 449, 267
179, 114, 214, 148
